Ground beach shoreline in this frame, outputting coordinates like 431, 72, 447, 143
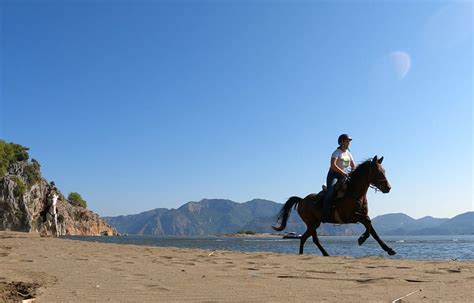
1, 231, 473, 302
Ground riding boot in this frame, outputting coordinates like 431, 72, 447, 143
322, 199, 332, 222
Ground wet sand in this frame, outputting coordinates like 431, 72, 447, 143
1, 231, 473, 302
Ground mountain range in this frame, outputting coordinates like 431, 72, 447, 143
104, 199, 473, 236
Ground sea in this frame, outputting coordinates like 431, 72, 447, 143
65, 234, 474, 260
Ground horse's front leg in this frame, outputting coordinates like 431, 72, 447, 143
358, 216, 396, 255
358, 228, 370, 246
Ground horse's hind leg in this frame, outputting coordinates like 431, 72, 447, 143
359, 217, 396, 255
311, 226, 329, 256
299, 229, 312, 255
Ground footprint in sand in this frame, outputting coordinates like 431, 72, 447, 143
160, 256, 173, 260
170, 261, 196, 266
146, 285, 171, 291
355, 277, 395, 283
306, 270, 337, 274
130, 284, 171, 291
111, 267, 126, 272
404, 279, 428, 283
425, 270, 445, 274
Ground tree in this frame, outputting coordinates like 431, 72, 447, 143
68, 192, 87, 208
25, 159, 41, 186
13, 177, 27, 197
0, 140, 31, 177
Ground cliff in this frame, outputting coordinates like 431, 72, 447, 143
0, 141, 117, 236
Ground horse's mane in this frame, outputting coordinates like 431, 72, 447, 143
347, 159, 372, 185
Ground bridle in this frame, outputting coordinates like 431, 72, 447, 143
367, 161, 388, 193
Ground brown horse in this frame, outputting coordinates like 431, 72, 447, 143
273, 155, 396, 256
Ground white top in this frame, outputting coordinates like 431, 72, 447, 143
331, 148, 354, 173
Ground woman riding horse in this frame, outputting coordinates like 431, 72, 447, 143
273, 155, 396, 256
322, 134, 356, 222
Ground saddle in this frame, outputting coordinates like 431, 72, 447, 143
320, 179, 348, 223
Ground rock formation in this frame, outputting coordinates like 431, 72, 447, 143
0, 141, 117, 236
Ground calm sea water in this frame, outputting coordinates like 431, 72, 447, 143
66, 234, 474, 260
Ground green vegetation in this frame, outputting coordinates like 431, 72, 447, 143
13, 177, 27, 197
24, 159, 41, 186
68, 192, 87, 208
0, 140, 31, 178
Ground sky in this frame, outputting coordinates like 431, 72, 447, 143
1, 0, 472, 218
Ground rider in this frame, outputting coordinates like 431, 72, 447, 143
322, 134, 356, 222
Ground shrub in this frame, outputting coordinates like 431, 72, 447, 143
13, 177, 27, 197
0, 140, 31, 177
68, 192, 87, 208
24, 159, 41, 186
0, 140, 13, 177
12, 143, 29, 161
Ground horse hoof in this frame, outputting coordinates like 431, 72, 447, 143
387, 249, 396, 256
358, 237, 365, 246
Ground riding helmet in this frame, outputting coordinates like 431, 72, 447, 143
338, 134, 352, 145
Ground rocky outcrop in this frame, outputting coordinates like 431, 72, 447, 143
0, 158, 117, 236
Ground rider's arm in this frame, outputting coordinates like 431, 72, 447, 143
330, 157, 347, 176
350, 159, 356, 171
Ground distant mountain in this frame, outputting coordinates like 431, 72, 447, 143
106, 199, 285, 235
372, 213, 449, 235
104, 199, 473, 236
408, 212, 474, 235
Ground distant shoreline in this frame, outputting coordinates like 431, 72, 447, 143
222, 232, 282, 237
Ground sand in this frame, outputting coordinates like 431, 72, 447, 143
1, 231, 473, 302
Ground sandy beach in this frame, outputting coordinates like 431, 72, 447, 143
1, 232, 473, 302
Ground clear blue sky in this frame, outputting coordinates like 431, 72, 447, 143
1, 0, 472, 218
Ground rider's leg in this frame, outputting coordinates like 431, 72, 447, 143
322, 173, 339, 221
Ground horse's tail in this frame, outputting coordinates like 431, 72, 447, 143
272, 196, 303, 231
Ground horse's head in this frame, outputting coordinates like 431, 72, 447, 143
370, 156, 391, 193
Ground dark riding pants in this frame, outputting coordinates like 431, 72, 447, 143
323, 170, 345, 220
